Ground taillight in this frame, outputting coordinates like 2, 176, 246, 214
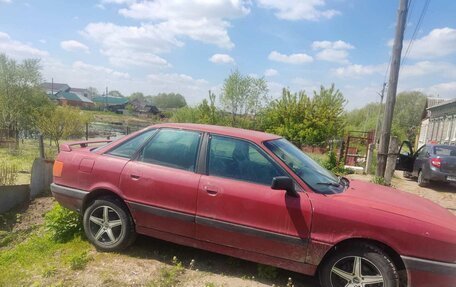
53, 160, 64, 177
430, 158, 441, 169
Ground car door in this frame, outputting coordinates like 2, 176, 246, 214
195, 135, 312, 262
120, 128, 202, 238
412, 145, 428, 177
396, 141, 414, 172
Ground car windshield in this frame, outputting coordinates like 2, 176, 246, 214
264, 138, 344, 194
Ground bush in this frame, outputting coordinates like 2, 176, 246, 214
45, 204, 83, 242
322, 151, 353, 176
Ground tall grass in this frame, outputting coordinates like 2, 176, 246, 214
0, 163, 17, 186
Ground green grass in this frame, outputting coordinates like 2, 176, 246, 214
0, 229, 91, 286
0, 139, 58, 184
0, 140, 57, 170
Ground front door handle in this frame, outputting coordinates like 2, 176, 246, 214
203, 185, 219, 196
130, 174, 140, 180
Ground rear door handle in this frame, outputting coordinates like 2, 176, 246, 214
130, 174, 140, 180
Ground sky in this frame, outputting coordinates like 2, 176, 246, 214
0, 0, 455, 109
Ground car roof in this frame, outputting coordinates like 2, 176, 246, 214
151, 123, 282, 143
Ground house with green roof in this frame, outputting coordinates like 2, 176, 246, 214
92, 95, 129, 113
54, 90, 94, 107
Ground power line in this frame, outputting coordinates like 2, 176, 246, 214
401, 0, 431, 67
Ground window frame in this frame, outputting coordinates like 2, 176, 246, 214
205, 133, 289, 186
103, 128, 158, 159
134, 128, 203, 172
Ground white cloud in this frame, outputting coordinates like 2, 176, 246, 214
257, 0, 340, 21
101, 0, 132, 4
72, 61, 130, 79
83, 23, 173, 67
0, 32, 48, 59
332, 63, 386, 78
84, 1, 253, 68
312, 40, 354, 50
404, 27, 456, 59
268, 51, 313, 64
424, 81, 456, 98
60, 40, 90, 53
0, 0, 12, 4
116, 0, 250, 50
209, 53, 235, 64
41, 58, 130, 91
401, 61, 456, 79
264, 68, 278, 77
119, 0, 250, 21
316, 49, 350, 64
312, 40, 354, 64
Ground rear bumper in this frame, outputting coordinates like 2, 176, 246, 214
402, 256, 456, 287
428, 168, 456, 182
50, 183, 88, 213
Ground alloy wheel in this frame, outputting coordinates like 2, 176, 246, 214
330, 256, 384, 287
88, 205, 123, 245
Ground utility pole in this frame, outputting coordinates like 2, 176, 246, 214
376, 0, 408, 177
374, 82, 387, 145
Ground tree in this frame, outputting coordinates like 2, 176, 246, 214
150, 93, 187, 109
36, 106, 91, 152
345, 91, 427, 143
108, 90, 124, 98
260, 84, 346, 146
0, 54, 51, 142
220, 69, 269, 126
392, 91, 427, 142
129, 92, 145, 102
172, 90, 223, 125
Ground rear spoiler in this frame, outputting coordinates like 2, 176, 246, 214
59, 140, 112, 152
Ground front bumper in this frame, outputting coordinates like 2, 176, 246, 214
401, 256, 456, 287
50, 183, 88, 213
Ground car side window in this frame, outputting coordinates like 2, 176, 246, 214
106, 129, 156, 158
417, 146, 428, 158
139, 129, 201, 171
208, 135, 284, 185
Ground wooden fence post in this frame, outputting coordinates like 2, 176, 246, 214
38, 134, 45, 159
365, 143, 374, 174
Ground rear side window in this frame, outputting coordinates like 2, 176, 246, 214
139, 129, 201, 171
208, 135, 284, 185
107, 129, 156, 158
434, 146, 456, 156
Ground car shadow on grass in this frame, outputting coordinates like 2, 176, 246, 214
123, 234, 320, 287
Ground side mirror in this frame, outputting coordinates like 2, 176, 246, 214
271, 176, 299, 197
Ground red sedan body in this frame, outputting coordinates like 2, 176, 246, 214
51, 123, 456, 286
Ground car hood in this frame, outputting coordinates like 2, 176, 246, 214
332, 179, 456, 231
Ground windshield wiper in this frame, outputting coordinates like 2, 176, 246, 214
316, 182, 341, 187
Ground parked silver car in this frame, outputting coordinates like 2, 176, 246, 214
396, 142, 456, 186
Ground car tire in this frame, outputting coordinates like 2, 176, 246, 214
83, 197, 136, 252
417, 171, 429, 187
319, 244, 399, 287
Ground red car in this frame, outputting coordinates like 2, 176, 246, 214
51, 123, 456, 287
